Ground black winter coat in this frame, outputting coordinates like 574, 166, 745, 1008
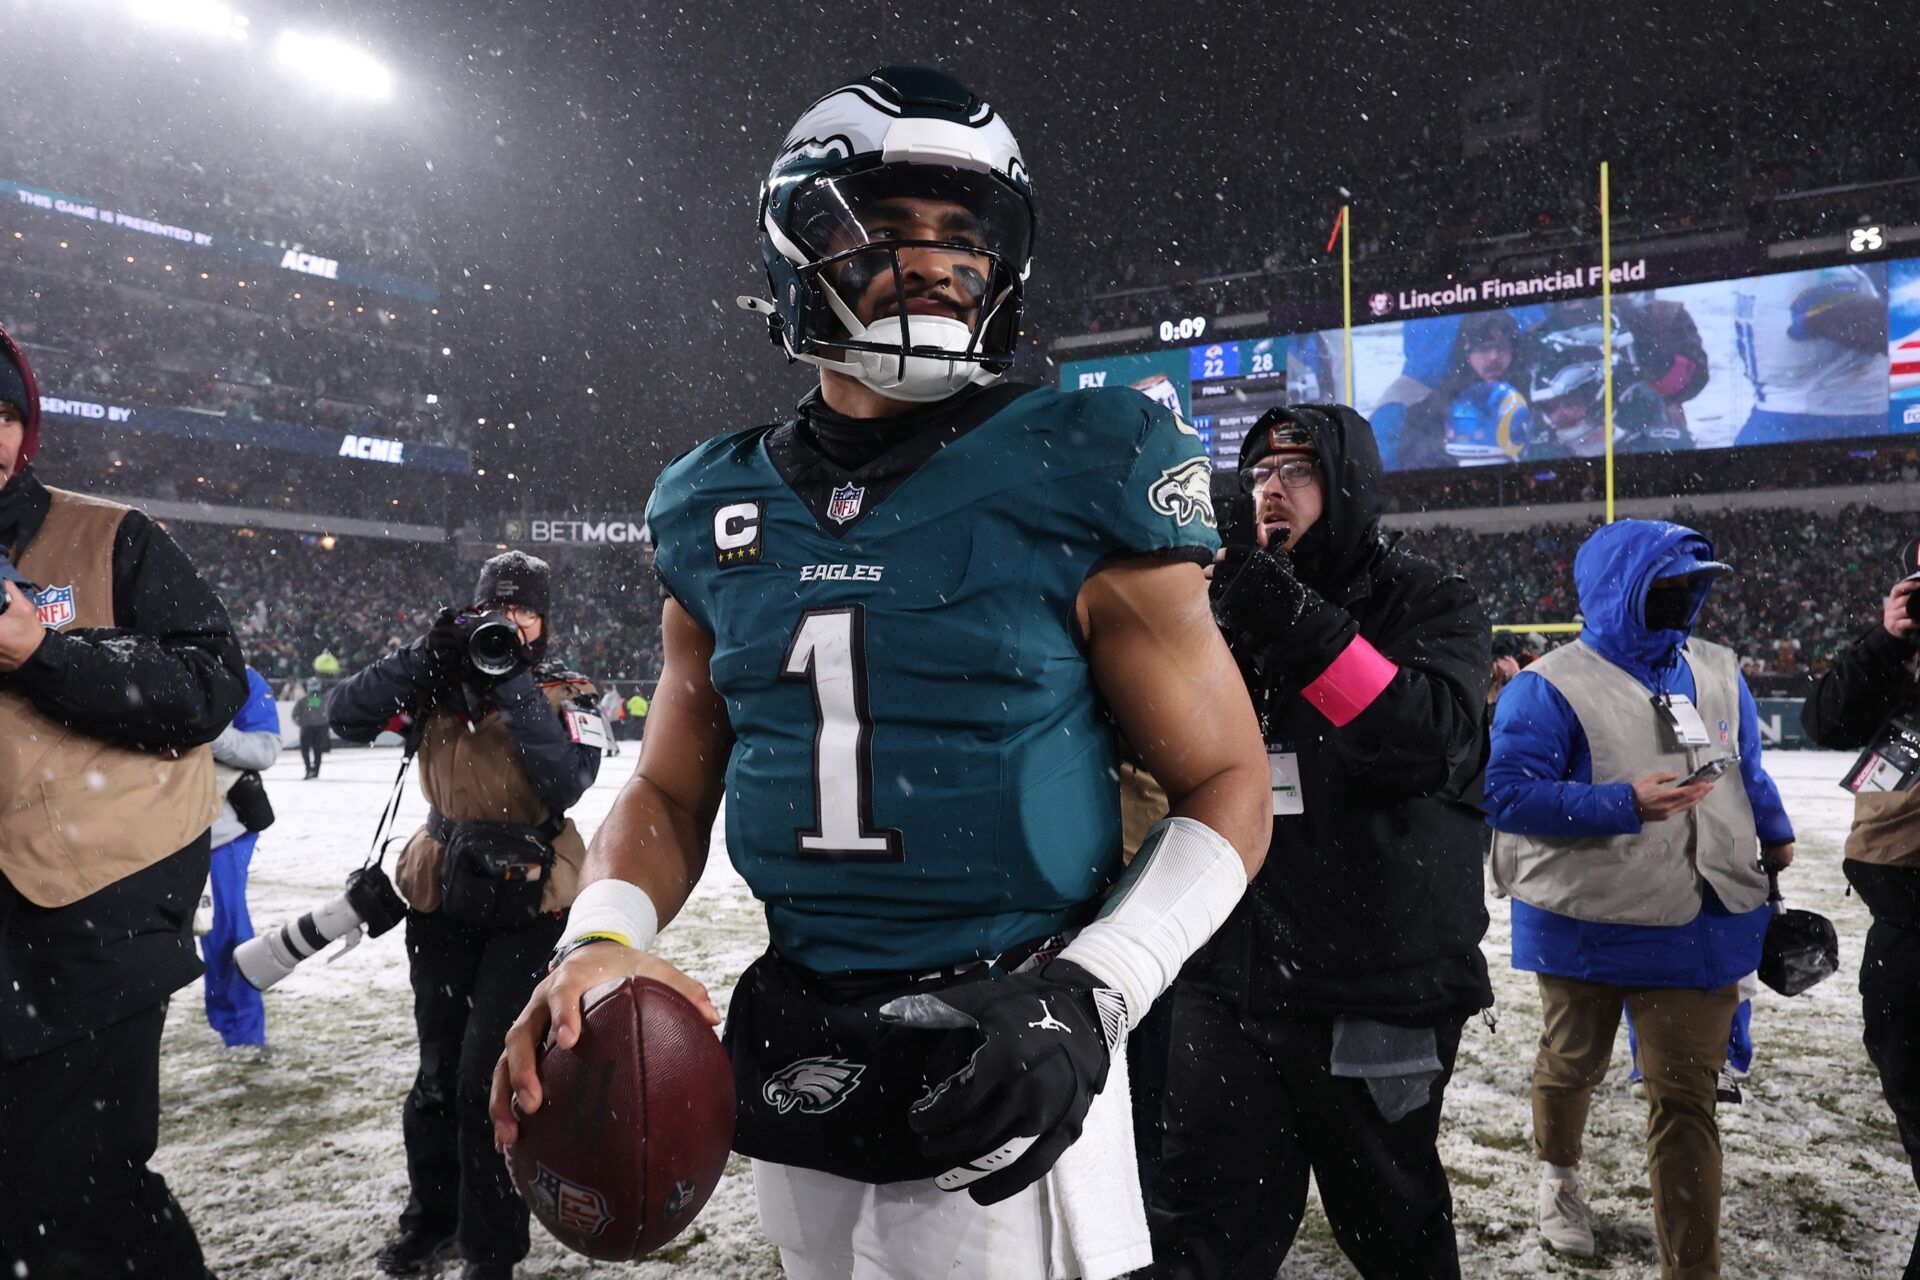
1191, 404, 1494, 1025
1801, 620, 1920, 924
0, 467, 248, 1059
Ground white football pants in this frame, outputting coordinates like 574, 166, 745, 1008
752, 1158, 1052, 1280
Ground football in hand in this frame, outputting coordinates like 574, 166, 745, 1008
506, 976, 735, 1261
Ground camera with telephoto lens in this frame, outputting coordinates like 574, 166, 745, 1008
235, 864, 409, 990
460, 610, 524, 678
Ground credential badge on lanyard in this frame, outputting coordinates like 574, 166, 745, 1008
1267, 745, 1304, 816
1652, 691, 1712, 748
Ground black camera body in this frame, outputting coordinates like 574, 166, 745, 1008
344, 864, 409, 936
235, 863, 410, 990
0, 549, 38, 615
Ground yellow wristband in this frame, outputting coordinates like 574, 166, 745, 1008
548, 932, 631, 971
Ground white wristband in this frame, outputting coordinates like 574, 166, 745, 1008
557, 878, 661, 954
1057, 816, 1248, 1031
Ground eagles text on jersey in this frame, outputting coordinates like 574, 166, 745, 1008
646, 383, 1218, 972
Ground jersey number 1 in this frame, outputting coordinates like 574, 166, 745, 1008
780, 606, 904, 862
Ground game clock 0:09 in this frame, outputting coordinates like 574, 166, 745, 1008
1158, 316, 1208, 344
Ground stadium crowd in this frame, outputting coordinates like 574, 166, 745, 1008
163, 526, 665, 689
150, 499, 1902, 702
1384, 442, 1920, 515
0, 266, 454, 445
0, 128, 433, 275
1418, 502, 1912, 678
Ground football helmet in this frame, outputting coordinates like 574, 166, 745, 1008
1528, 317, 1636, 445
741, 66, 1036, 402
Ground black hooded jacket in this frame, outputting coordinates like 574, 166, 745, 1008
0, 324, 248, 1058
1192, 404, 1494, 1025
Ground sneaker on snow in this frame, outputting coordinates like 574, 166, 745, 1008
1716, 1064, 1744, 1105
1538, 1163, 1596, 1258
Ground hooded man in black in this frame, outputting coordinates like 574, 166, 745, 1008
1146, 404, 1493, 1280
0, 321, 247, 1279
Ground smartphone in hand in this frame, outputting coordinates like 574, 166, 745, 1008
1679, 755, 1739, 787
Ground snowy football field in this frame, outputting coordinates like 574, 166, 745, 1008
156, 746, 1916, 1278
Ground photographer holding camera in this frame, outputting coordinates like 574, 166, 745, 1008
0, 322, 247, 1279
1801, 542, 1920, 1276
326, 551, 604, 1280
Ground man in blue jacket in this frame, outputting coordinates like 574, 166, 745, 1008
1486, 519, 1794, 1280
200, 665, 281, 1051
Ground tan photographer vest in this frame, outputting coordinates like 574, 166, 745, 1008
0, 488, 218, 907
1845, 791, 1920, 867
393, 675, 596, 915
1843, 686, 1920, 868
1489, 638, 1766, 926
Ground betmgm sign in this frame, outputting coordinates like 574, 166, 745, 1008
504, 517, 651, 547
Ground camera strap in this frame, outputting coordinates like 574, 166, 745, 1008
364, 727, 424, 873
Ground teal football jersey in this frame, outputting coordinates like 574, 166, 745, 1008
646, 383, 1218, 972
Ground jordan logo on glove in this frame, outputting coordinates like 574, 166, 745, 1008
1027, 1000, 1072, 1033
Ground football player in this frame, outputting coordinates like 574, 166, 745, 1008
491, 67, 1270, 1279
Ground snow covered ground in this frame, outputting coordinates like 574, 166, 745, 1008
157, 746, 1916, 1278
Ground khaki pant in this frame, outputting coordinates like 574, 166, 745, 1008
1532, 974, 1739, 1280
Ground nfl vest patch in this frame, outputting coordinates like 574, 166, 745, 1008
31, 583, 76, 630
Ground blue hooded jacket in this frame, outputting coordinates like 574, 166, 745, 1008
1485, 520, 1794, 988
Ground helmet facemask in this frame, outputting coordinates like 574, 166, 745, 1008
771, 161, 1030, 402
1529, 321, 1634, 449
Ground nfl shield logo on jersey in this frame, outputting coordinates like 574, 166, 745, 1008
31, 584, 75, 630
827, 482, 866, 525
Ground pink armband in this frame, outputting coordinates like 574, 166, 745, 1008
1301, 635, 1399, 727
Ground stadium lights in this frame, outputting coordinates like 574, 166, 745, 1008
275, 31, 395, 102
124, 0, 249, 41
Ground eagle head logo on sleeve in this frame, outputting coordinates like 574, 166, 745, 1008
1146, 457, 1217, 528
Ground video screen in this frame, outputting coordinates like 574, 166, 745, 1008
1061, 259, 1902, 472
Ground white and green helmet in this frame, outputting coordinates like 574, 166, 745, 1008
743, 66, 1036, 402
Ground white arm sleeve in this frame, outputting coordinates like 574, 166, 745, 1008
556, 878, 661, 953
1056, 816, 1249, 1031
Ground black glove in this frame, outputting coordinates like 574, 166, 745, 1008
879, 959, 1124, 1205
424, 606, 471, 672
1210, 545, 1304, 638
